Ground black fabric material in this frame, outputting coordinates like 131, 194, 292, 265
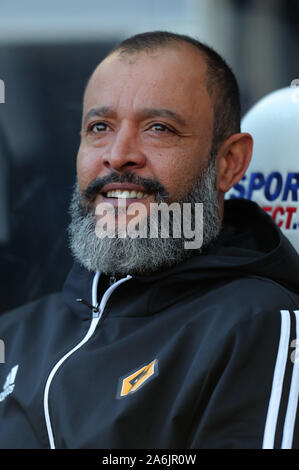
0, 199, 299, 449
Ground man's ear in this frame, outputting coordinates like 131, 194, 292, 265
216, 133, 253, 193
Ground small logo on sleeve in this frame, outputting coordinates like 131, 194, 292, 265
0, 365, 19, 402
117, 359, 158, 399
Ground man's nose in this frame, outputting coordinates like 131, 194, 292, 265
103, 123, 146, 172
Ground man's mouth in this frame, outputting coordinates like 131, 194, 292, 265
100, 183, 151, 201
104, 189, 149, 199
82, 173, 169, 206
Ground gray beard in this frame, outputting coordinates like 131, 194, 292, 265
68, 158, 220, 276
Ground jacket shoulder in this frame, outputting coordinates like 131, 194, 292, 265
218, 275, 299, 310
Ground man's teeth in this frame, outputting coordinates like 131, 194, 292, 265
105, 190, 149, 199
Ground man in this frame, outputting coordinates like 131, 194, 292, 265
0, 31, 299, 449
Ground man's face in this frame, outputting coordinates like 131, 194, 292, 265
70, 44, 221, 276
77, 44, 215, 217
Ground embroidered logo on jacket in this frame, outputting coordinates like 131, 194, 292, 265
117, 359, 158, 398
0, 365, 19, 402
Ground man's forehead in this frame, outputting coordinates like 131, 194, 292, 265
84, 44, 208, 102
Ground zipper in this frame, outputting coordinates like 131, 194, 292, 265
43, 271, 131, 449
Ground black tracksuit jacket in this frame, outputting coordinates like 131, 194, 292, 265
0, 199, 299, 449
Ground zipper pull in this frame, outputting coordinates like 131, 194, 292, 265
76, 298, 100, 315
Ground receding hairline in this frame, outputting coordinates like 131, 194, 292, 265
109, 34, 210, 66
86, 40, 209, 96
106, 36, 224, 99
109, 38, 208, 63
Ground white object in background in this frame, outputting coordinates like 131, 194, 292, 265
226, 87, 299, 253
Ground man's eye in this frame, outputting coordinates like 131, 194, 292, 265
88, 122, 109, 133
151, 123, 173, 132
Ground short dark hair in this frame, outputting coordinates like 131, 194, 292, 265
109, 31, 241, 157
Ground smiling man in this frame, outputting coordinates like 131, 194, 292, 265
68, 34, 249, 277
0, 31, 299, 450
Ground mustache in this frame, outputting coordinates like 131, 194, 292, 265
81, 172, 169, 203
